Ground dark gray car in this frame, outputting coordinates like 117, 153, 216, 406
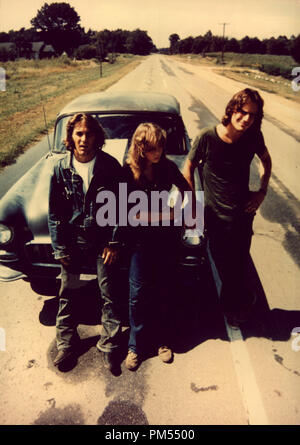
0, 91, 205, 291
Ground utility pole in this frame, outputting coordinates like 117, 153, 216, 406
97, 36, 103, 78
219, 22, 230, 64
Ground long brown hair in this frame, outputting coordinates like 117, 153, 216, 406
126, 122, 167, 182
64, 113, 106, 152
221, 88, 264, 132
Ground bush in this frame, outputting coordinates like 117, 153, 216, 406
0, 47, 17, 62
258, 62, 293, 79
74, 44, 97, 60
58, 54, 73, 65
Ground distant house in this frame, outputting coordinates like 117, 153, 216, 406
0, 42, 15, 52
31, 42, 55, 59
0, 41, 55, 60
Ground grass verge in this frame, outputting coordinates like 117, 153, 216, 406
173, 53, 300, 104
0, 54, 143, 169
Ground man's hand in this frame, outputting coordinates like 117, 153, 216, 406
102, 246, 119, 265
244, 191, 265, 214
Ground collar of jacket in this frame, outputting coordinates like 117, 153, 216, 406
60, 149, 108, 176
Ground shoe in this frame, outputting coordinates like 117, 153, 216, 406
225, 310, 248, 329
125, 350, 139, 371
53, 349, 75, 367
225, 314, 242, 329
158, 346, 173, 363
100, 351, 121, 376
102, 351, 116, 371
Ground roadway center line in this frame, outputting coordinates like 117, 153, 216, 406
224, 321, 269, 425
207, 244, 269, 425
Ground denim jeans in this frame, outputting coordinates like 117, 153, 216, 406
206, 212, 254, 314
56, 245, 122, 352
128, 233, 179, 355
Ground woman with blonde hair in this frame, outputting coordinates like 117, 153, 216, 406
123, 122, 192, 371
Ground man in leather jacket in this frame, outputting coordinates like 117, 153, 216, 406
48, 113, 123, 373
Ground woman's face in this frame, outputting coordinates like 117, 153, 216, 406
143, 143, 163, 165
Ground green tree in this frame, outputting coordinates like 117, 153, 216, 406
191, 36, 205, 54
225, 38, 240, 53
12, 28, 33, 58
267, 36, 290, 55
0, 32, 10, 43
178, 37, 194, 54
0, 44, 17, 61
95, 29, 111, 60
31, 2, 83, 55
169, 33, 180, 54
290, 34, 300, 63
126, 29, 154, 55
74, 44, 97, 60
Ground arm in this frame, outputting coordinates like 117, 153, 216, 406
48, 167, 71, 262
182, 158, 197, 191
101, 160, 126, 264
182, 132, 205, 191
244, 148, 272, 214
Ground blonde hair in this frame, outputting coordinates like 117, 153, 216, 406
126, 123, 167, 182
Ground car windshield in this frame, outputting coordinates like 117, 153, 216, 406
53, 113, 185, 155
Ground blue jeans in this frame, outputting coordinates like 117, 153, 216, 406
56, 247, 122, 352
128, 235, 179, 355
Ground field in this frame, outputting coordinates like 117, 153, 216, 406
174, 53, 300, 104
0, 54, 142, 169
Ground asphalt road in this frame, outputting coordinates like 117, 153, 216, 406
0, 55, 299, 427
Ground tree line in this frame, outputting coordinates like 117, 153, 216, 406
0, 2, 156, 61
0, 2, 299, 64
167, 32, 300, 63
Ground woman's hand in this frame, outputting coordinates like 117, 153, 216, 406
102, 246, 119, 265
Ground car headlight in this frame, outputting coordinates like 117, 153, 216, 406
0, 224, 13, 245
181, 229, 202, 248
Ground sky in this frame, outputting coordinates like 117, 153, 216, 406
0, 0, 299, 48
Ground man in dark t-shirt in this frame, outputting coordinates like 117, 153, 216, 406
183, 88, 272, 327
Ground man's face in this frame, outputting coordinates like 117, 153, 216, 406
72, 121, 97, 162
231, 100, 258, 133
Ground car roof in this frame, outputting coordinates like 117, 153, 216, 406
57, 91, 181, 117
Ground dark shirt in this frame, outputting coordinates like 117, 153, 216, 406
122, 158, 190, 244
188, 126, 266, 221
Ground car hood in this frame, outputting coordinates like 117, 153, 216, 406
0, 153, 64, 240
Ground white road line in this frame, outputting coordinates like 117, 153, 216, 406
207, 244, 269, 425
225, 321, 269, 425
